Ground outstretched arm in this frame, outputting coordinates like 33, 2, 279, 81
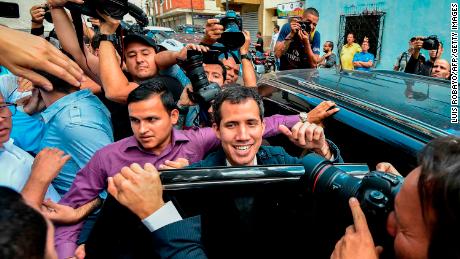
49, 0, 100, 82
21, 148, 70, 208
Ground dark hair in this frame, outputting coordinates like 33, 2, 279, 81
126, 77, 177, 113
35, 70, 78, 94
212, 85, 264, 126
274, 25, 280, 30
417, 136, 460, 259
347, 32, 355, 38
304, 7, 319, 18
326, 41, 334, 50
257, 31, 261, 35
0, 187, 48, 259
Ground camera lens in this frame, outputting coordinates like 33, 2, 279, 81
301, 153, 361, 204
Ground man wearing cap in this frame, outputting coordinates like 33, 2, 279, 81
50, 2, 194, 103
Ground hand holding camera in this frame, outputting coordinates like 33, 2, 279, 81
202, 18, 224, 45
177, 44, 210, 62
30, 4, 46, 24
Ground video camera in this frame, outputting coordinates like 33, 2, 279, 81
299, 21, 312, 34
65, 0, 149, 27
301, 154, 404, 243
215, 10, 245, 50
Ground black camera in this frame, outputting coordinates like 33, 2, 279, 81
215, 10, 245, 50
299, 21, 312, 34
301, 154, 403, 242
65, 1, 148, 27
422, 35, 440, 50
42, 4, 53, 24
180, 50, 222, 104
65, 0, 128, 20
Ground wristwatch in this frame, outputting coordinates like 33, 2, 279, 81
240, 53, 253, 61
99, 34, 118, 45
299, 112, 308, 123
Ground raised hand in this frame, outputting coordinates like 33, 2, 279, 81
279, 121, 331, 159
0, 27, 84, 90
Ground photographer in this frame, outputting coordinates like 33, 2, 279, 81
331, 136, 460, 259
404, 36, 443, 77
201, 19, 257, 87
275, 7, 321, 70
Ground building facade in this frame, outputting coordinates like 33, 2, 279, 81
297, 0, 451, 70
151, 0, 225, 28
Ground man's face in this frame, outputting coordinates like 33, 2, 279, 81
0, 94, 12, 146
125, 42, 158, 81
213, 99, 265, 166
432, 59, 450, 79
203, 63, 224, 87
361, 42, 369, 52
386, 167, 431, 259
429, 44, 443, 59
346, 34, 355, 44
222, 57, 239, 84
128, 94, 178, 154
302, 13, 319, 33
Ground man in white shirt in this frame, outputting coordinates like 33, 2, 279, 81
0, 92, 63, 201
270, 25, 280, 70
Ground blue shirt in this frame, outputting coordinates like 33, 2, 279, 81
159, 64, 190, 89
40, 89, 114, 195
353, 52, 375, 71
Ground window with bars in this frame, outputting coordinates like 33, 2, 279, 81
338, 12, 386, 65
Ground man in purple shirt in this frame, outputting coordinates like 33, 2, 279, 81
52, 77, 310, 258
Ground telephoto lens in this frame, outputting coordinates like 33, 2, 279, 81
300, 153, 404, 246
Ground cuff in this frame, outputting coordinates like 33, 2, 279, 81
142, 201, 183, 232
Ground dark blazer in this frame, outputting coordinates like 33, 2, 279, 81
188, 141, 343, 168
151, 216, 208, 259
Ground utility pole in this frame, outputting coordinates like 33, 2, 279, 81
190, 0, 194, 25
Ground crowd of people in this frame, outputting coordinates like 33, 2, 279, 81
0, 1, 458, 259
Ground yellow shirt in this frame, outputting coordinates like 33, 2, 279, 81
340, 43, 362, 70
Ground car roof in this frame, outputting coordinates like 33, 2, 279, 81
144, 26, 175, 32
260, 69, 459, 138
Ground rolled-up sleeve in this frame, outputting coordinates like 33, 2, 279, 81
55, 152, 108, 258
263, 114, 299, 137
